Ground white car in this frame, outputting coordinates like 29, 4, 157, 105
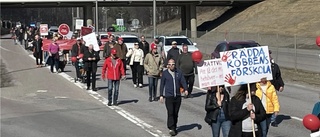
158, 35, 199, 58
115, 34, 140, 51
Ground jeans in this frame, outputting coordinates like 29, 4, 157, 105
50, 54, 59, 73
148, 77, 159, 99
211, 110, 231, 137
260, 114, 272, 137
131, 62, 143, 85
122, 59, 126, 74
108, 80, 120, 104
35, 51, 43, 65
184, 74, 195, 95
86, 67, 97, 89
165, 96, 182, 130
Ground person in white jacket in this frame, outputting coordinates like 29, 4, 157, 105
127, 42, 144, 88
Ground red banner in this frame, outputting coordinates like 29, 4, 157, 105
42, 39, 77, 51
81, 26, 93, 36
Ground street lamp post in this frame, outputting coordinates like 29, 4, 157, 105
153, 0, 156, 38
95, 0, 99, 34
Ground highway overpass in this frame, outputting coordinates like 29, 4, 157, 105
1, 0, 263, 38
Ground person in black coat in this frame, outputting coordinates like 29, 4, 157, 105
269, 50, 285, 92
228, 84, 266, 137
83, 44, 100, 91
205, 86, 231, 137
165, 41, 181, 67
32, 34, 43, 67
71, 38, 86, 80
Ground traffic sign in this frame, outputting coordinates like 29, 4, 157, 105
58, 23, 70, 36
40, 24, 48, 36
132, 19, 139, 26
75, 19, 83, 30
116, 19, 124, 26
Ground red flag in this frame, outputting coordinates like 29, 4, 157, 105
81, 26, 93, 36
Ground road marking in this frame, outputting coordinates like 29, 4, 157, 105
27, 54, 168, 137
291, 116, 303, 121
54, 96, 69, 99
37, 90, 48, 93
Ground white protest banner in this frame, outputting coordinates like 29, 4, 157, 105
220, 46, 272, 87
197, 59, 224, 88
82, 32, 100, 51
40, 24, 48, 36
66, 31, 73, 39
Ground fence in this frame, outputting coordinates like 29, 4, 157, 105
135, 29, 320, 73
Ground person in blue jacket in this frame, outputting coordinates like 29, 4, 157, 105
159, 59, 188, 136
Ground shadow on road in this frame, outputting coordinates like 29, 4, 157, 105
191, 92, 206, 98
118, 99, 139, 105
98, 86, 108, 90
276, 114, 291, 125
177, 123, 202, 133
5, 67, 39, 74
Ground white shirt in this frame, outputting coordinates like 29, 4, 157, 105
242, 98, 258, 132
260, 84, 268, 110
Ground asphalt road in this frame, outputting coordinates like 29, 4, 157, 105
1, 37, 319, 137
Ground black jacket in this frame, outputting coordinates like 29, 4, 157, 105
205, 88, 230, 121
165, 47, 181, 66
228, 95, 266, 137
138, 41, 150, 56
32, 39, 42, 53
270, 62, 284, 91
71, 43, 85, 57
83, 48, 100, 72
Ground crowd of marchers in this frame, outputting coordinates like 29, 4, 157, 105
11, 28, 293, 137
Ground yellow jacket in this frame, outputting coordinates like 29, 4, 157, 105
255, 81, 280, 114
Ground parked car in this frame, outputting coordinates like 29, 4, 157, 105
158, 35, 199, 58
115, 34, 140, 51
211, 40, 260, 59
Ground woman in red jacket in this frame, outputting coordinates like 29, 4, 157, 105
102, 48, 126, 106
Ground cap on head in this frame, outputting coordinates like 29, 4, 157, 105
151, 44, 157, 50
76, 37, 81, 41
111, 48, 117, 54
118, 37, 123, 41
172, 41, 177, 45
134, 42, 139, 45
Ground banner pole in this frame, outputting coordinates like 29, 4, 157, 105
247, 83, 256, 137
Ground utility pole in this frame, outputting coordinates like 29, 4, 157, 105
95, 0, 99, 34
153, 0, 156, 38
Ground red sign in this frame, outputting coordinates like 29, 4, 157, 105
58, 24, 70, 36
40, 24, 48, 36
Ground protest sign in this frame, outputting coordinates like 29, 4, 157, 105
82, 32, 100, 51
197, 59, 224, 88
220, 46, 272, 87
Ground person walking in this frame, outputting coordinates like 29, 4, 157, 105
159, 59, 188, 136
127, 42, 144, 88
228, 84, 266, 137
176, 44, 197, 98
205, 86, 231, 137
102, 48, 126, 106
255, 77, 280, 137
165, 41, 181, 67
83, 44, 100, 91
32, 34, 43, 68
114, 37, 128, 74
71, 38, 85, 81
48, 37, 60, 73
103, 35, 115, 58
144, 44, 163, 102
138, 35, 150, 75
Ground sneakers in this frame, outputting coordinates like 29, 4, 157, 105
169, 130, 176, 136
271, 122, 278, 127
139, 83, 143, 88
107, 102, 112, 106
133, 84, 137, 88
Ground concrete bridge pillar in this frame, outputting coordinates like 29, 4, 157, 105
83, 5, 93, 26
181, 6, 186, 31
190, 4, 197, 38
185, 5, 191, 37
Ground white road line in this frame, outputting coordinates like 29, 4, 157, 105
27, 54, 168, 137
291, 116, 303, 121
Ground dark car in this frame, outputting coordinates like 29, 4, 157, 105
211, 40, 260, 59
107, 26, 115, 32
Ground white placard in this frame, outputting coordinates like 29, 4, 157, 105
82, 32, 100, 51
220, 46, 273, 87
75, 19, 84, 30
197, 59, 224, 88
40, 24, 48, 36
66, 31, 73, 39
